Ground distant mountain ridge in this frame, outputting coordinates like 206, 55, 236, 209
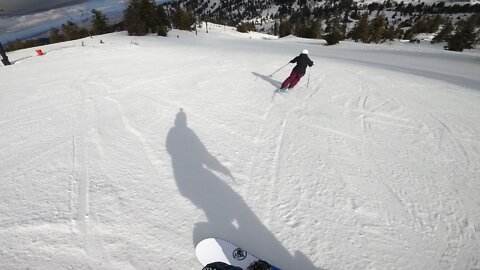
177, 0, 478, 22
175, 0, 478, 38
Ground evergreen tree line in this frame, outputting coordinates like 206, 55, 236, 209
273, 9, 478, 50
178, 0, 479, 51
49, 8, 112, 43
442, 15, 480, 51
5, 38, 46, 52
179, 0, 480, 23
123, 0, 210, 36
4, 0, 479, 52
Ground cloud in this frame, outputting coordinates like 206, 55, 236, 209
0, 0, 89, 16
9, 11, 66, 32
1, 4, 89, 34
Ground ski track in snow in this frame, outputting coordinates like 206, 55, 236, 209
273, 120, 287, 185
70, 76, 115, 268
1, 28, 480, 269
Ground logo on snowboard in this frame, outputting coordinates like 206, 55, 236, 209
233, 248, 247, 261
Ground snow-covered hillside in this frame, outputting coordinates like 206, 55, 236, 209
1, 25, 480, 269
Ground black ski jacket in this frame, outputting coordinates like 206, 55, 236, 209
290, 54, 313, 74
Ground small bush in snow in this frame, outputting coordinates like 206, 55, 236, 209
237, 22, 255, 33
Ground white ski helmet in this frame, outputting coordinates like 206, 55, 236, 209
301, 49, 309, 55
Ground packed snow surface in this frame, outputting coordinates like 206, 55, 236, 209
1, 25, 480, 269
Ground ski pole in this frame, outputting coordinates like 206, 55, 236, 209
307, 73, 310, 88
269, 62, 290, 77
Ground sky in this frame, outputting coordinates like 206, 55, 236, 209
0, 0, 165, 43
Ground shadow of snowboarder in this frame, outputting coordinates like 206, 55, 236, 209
166, 109, 321, 269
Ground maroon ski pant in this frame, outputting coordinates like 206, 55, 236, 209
281, 71, 304, 89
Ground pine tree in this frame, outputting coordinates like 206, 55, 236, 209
293, 21, 308, 37
61, 20, 88, 41
49, 27, 64, 44
156, 5, 171, 36
428, 15, 443, 33
308, 19, 324, 39
325, 12, 344, 45
278, 20, 292, 38
463, 14, 479, 48
124, 0, 158, 36
273, 20, 279, 36
432, 21, 453, 43
91, 9, 110, 35
350, 12, 370, 43
370, 14, 385, 43
171, 4, 195, 31
383, 24, 396, 42
447, 15, 479, 51
403, 27, 415, 41
237, 22, 255, 33
447, 31, 466, 51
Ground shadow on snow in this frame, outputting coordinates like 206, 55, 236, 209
165, 108, 321, 270
252, 72, 282, 89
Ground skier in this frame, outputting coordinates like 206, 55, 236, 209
202, 260, 272, 270
280, 49, 313, 91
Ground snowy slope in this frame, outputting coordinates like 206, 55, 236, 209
1, 25, 480, 270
